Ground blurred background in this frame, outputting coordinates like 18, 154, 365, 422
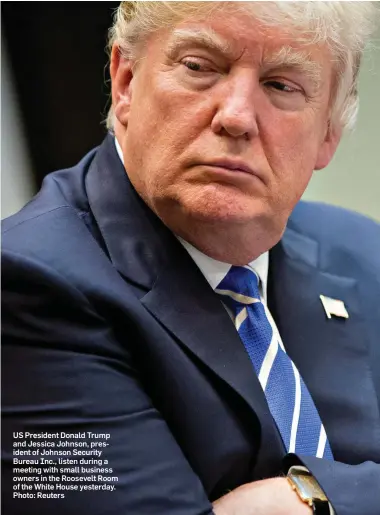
1, 2, 380, 221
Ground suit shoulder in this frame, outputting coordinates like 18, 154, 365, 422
1, 147, 112, 289
289, 201, 380, 250
288, 201, 380, 281
2, 146, 97, 236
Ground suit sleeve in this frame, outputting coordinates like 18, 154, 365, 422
1, 250, 214, 515
284, 454, 380, 515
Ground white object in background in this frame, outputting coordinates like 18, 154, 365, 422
1, 37, 35, 220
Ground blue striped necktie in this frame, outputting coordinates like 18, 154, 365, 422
216, 265, 333, 458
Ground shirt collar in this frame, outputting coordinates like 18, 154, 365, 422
178, 237, 269, 301
115, 136, 124, 163
114, 136, 269, 299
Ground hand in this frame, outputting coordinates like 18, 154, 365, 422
213, 477, 312, 515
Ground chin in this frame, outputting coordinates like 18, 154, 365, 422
188, 202, 272, 227
186, 207, 256, 224
177, 186, 269, 224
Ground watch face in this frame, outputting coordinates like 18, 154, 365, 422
290, 473, 328, 502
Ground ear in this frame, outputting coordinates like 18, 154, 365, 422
110, 44, 135, 127
314, 121, 342, 170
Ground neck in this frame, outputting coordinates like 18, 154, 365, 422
167, 216, 283, 265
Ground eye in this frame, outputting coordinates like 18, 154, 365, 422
181, 58, 214, 74
183, 60, 202, 72
265, 80, 301, 93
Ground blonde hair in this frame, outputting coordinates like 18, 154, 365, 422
106, 1, 379, 131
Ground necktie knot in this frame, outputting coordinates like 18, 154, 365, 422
216, 266, 261, 309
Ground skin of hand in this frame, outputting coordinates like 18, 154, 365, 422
212, 477, 312, 515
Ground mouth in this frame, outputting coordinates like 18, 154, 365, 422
199, 159, 265, 184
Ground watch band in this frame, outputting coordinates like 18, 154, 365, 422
312, 499, 330, 515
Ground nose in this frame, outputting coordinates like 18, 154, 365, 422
211, 75, 259, 140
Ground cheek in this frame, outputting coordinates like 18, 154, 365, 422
128, 80, 211, 180
124, 112, 196, 204
261, 114, 321, 193
138, 65, 213, 136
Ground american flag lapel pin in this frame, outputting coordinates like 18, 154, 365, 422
320, 295, 349, 319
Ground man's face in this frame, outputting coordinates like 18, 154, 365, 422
112, 9, 340, 263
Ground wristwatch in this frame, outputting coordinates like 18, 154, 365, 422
287, 466, 331, 515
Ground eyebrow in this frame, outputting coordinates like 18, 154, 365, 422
265, 46, 322, 89
166, 29, 322, 89
165, 28, 235, 59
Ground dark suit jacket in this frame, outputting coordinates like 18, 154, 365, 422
2, 134, 380, 515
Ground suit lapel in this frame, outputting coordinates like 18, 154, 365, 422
85, 134, 175, 292
141, 242, 286, 478
269, 228, 380, 462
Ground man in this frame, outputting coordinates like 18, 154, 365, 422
2, 2, 380, 514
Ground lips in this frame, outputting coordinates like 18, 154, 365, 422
200, 159, 264, 183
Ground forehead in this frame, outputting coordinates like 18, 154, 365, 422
163, 8, 331, 71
